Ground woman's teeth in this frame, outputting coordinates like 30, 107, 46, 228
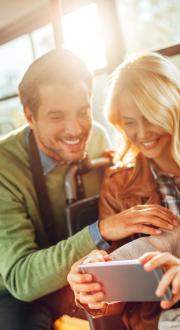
142, 139, 158, 148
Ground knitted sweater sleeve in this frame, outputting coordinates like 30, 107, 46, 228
0, 175, 96, 302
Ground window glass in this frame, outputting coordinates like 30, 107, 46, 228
31, 24, 55, 58
92, 74, 122, 149
0, 36, 33, 98
170, 54, 180, 69
0, 97, 26, 137
62, 3, 107, 71
116, 0, 180, 56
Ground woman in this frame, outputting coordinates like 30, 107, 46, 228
67, 52, 180, 329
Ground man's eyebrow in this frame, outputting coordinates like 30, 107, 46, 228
46, 109, 64, 114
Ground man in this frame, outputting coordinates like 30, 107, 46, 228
0, 48, 112, 330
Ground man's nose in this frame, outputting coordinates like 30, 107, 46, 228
64, 120, 82, 136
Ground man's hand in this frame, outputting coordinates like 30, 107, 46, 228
140, 251, 180, 309
99, 204, 178, 241
67, 250, 111, 309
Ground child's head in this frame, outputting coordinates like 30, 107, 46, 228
106, 52, 180, 165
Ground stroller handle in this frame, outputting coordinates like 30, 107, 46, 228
64, 156, 113, 204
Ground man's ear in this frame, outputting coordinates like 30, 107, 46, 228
24, 107, 35, 129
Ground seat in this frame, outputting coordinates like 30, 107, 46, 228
64, 156, 126, 330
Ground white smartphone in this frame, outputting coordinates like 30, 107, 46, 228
79, 259, 172, 303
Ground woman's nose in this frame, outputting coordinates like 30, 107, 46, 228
137, 123, 147, 139
137, 120, 151, 140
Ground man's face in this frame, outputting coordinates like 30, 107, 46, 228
26, 82, 93, 162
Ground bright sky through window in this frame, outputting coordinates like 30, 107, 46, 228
62, 3, 107, 71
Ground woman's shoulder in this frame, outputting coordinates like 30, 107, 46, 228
103, 161, 136, 191
102, 153, 151, 190
105, 161, 135, 177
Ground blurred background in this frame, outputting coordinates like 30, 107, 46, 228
0, 0, 180, 144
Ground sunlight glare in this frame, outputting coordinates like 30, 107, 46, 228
62, 3, 107, 71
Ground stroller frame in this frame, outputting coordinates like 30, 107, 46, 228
64, 156, 126, 330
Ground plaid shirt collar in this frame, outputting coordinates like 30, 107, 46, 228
150, 161, 180, 216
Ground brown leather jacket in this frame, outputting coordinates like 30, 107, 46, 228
98, 153, 162, 329
99, 153, 160, 220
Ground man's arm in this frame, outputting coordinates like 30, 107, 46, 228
0, 179, 97, 302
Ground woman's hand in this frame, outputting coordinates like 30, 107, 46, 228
140, 251, 180, 309
99, 204, 178, 241
67, 250, 112, 309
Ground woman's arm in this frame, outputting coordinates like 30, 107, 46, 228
110, 226, 180, 261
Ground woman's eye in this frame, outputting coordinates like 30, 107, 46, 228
124, 121, 135, 126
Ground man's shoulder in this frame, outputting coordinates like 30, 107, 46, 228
87, 121, 111, 158
0, 125, 28, 165
0, 125, 27, 146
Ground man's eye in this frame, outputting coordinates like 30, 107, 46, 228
78, 109, 89, 117
50, 115, 64, 120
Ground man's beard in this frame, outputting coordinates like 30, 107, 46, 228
37, 132, 88, 162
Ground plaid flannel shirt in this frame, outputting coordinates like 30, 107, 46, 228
150, 162, 180, 216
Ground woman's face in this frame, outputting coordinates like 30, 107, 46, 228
118, 92, 172, 162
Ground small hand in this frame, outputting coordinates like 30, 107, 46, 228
67, 250, 111, 309
140, 251, 180, 309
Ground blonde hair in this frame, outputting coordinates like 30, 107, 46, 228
106, 52, 180, 166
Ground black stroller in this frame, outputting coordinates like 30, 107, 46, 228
64, 156, 126, 330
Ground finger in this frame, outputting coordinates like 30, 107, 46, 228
134, 204, 173, 216
161, 292, 180, 309
148, 209, 177, 226
67, 272, 93, 286
78, 291, 105, 304
82, 250, 109, 264
139, 251, 160, 265
88, 302, 106, 309
143, 252, 177, 271
156, 268, 176, 297
141, 217, 174, 231
135, 205, 177, 225
172, 270, 180, 294
131, 223, 162, 236
73, 282, 102, 294
104, 254, 112, 261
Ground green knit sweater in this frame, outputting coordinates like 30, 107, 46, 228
0, 121, 110, 301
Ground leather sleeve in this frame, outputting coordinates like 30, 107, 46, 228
99, 167, 128, 220
76, 300, 126, 318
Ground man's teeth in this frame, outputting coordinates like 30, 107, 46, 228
63, 139, 80, 145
